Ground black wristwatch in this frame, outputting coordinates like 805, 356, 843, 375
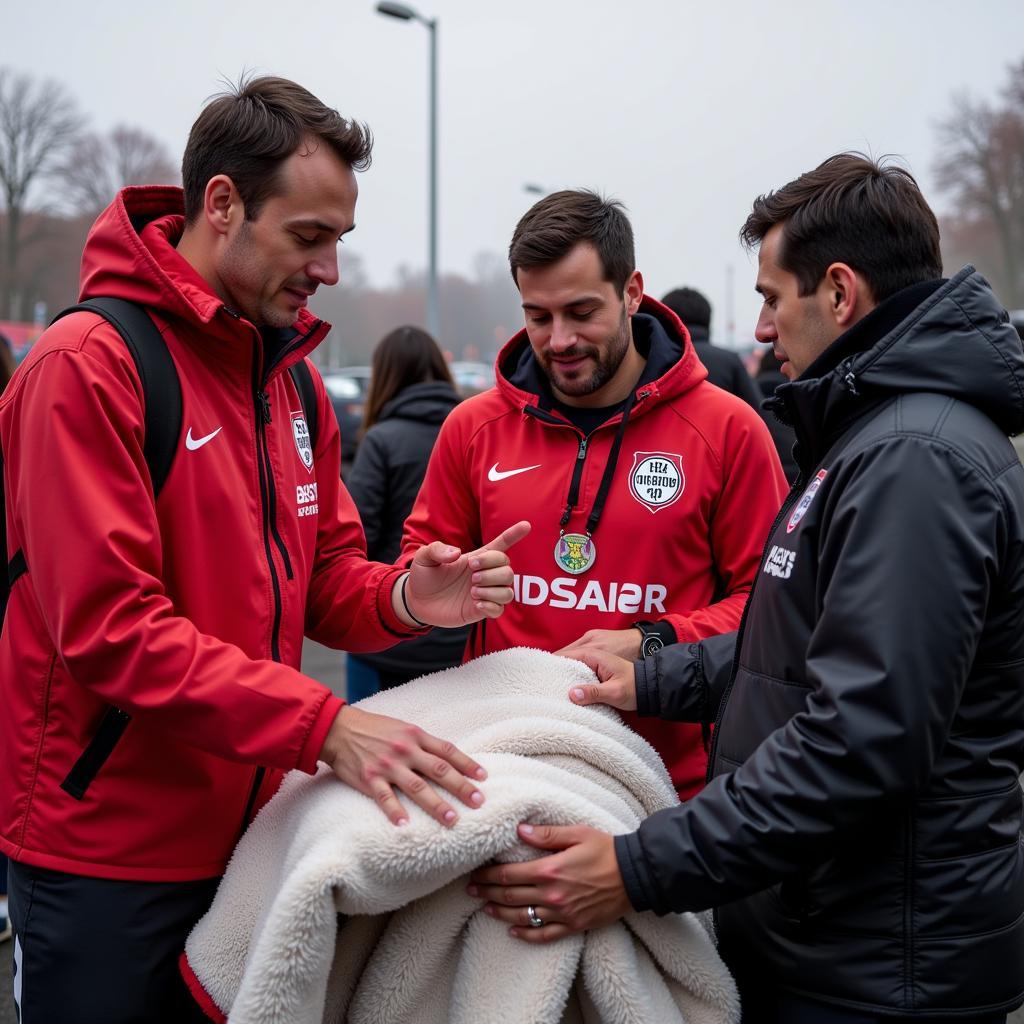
633, 620, 675, 658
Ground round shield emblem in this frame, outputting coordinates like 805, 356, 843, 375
628, 452, 684, 513
554, 532, 597, 575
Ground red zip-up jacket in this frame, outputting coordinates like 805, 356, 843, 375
0, 187, 414, 881
402, 302, 787, 797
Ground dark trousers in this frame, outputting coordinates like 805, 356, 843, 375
8, 860, 218, 1023
740, 986, 1008, 1023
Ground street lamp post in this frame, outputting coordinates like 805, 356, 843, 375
376, 1, 439, 338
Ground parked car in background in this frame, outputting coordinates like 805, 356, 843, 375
449, 361, 495, 397
322, 366, 372, 463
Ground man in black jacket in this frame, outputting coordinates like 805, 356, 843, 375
468, 154, 1024, 1023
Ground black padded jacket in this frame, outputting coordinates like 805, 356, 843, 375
615, 268, 1024, 1017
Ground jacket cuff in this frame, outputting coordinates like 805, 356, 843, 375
614, 832, 657, 913
635, 656, 660, 717
376, 567, 429, 638
298, 694, 345, 774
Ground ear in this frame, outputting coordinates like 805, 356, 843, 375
823, 263, 872, 329
623, 270, 644, 316
203, 174, 243, 237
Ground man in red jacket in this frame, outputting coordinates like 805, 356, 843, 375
402, 190, 787, 800
0, 76, 525, 1023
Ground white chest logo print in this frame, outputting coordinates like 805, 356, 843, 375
488, 462, 541, 482
185, 427, 222, 451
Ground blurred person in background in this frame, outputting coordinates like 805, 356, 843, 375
403, 189, 787, 801
660, 286, 762, 408
753, 346, 799, 483
346, 326, 469, 698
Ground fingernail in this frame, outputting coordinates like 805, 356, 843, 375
475, 768, 488, 780
446, 547, 459, 558
470, 790, 484, 806
519, 823, 534, 836
509, 928, 519, 937
444, 809, 457, 823
485, 904, 495, 916
469, 558, 481, 569
571, 688, 585, 701
472, 572, 482, 582
396, 817, 409, 827
466, 885, 478, 897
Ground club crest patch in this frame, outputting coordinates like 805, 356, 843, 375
292, 411, 314, 473
787, 468, 828, 533
628, 452, 684, 513
554, 533, 597, 575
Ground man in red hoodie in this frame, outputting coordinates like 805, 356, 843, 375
402, 190, 787, 801
0, 76, 525, 1022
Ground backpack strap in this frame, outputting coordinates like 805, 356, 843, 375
55, 298, 182, 498
288, 358, 319, 452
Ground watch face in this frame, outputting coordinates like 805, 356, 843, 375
641, 634, 664, 658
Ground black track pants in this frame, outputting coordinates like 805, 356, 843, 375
7, 860, 218, 1023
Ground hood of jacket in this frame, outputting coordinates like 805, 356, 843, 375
493, 295, 707, 417
770, 267, 1024, 464
78, 185, 329, 356
378, 380, 461, 424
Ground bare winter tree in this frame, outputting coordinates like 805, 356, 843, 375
0, 67, 80, 320
934, 59, 1024, 307
58, 125, 179, 217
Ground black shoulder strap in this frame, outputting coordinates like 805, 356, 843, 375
289, 358, 319, 451
3, 299, 181, 623
54, 298, 182, 498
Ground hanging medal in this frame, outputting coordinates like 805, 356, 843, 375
552, 390, 638, 576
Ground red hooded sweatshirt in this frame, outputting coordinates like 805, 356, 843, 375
0, 187, 414, 881
402, 301, 787, 797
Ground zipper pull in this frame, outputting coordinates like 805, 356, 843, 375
840, 359, 859, 396
258, 391, 272, 424
577, 437, 589, 460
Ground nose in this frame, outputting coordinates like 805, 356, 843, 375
754, 306, 776, 344
548, 316, 578, 353
309, 247, 340, 288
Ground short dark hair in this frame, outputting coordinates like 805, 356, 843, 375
508, 189, 635, 293
661, 287, 711, 329
182, 75, 372, 223
739, 153, 942, 302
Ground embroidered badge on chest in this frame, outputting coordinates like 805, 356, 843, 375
554, 532, 597, 575
291, 412, 314, 473
628, 452, 685, 513
787, 468, 828, 533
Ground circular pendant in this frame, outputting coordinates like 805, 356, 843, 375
554, 532, 597, 575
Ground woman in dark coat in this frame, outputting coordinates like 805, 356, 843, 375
345, 326, 468, 697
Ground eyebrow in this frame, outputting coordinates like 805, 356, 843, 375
287, 218, 356, 237
521, 295, 604, 311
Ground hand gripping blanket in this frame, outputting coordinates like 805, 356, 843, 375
183, 648, 739, 1024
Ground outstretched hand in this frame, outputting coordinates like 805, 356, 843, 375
467, 823, 631, 942
557, 627, 643, 661
562, 648, 639, 711
404, 520, 530, 627
320, 705, 487, 827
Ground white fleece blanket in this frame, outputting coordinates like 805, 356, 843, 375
184, 647, 739, 1024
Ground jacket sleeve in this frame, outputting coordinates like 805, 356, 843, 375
302, 372, 418, 652
662, 403, 787, 643
344, 429, 389, 559
617, 435, 1006, 914
635, 630, 737, 722
399, 408, 483, 565
4, 330, 344, 775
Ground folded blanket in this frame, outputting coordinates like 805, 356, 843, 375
183, 648, 739, 1024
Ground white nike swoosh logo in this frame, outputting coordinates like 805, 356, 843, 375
185, 426, 223, 451
488, 462, 541, 482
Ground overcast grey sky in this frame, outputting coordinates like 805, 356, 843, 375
7, 0, 1022, 346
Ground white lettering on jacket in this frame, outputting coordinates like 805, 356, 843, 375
513, 575, 667, 614
296, 482, 319, 518
763, 544, 796, 579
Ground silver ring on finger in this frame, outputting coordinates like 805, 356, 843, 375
526, 905, 544, 928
